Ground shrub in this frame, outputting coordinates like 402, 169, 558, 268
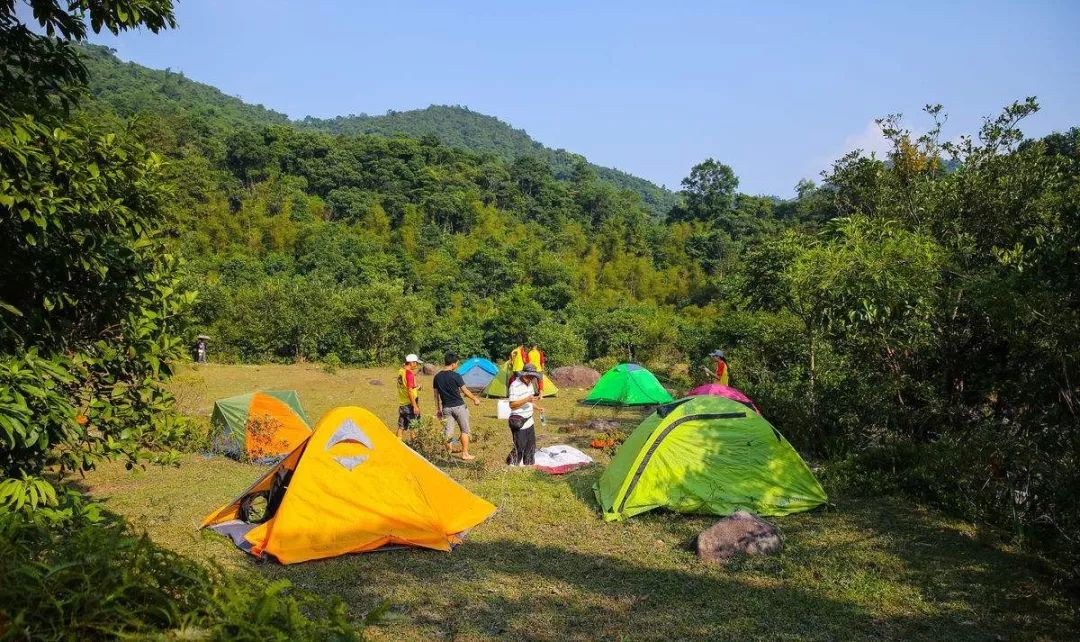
244, 413, 289, 461
407, 415, 449, 464
0, 511, 373, 640
322, 352, 343, 374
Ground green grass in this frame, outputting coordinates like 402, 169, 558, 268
81, 363, 1078, 641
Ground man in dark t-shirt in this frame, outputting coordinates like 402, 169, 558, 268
433, 352, 482, 461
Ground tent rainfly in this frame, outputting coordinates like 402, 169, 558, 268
594, 395, 826, 521
202, 406, 497, 564
210, 391, 311, 460
583, 363, 673, 406
456, 356, 500, 391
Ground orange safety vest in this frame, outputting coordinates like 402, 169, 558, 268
509, 346, 526, 372
714, 360, 730, 387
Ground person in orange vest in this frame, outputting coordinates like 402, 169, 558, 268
708, 349, 730, 386
396, 354, 422, 439
509, 343, 527, 373
527, 343, 546, 395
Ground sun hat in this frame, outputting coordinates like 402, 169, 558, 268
708, 349, 726, 359
405, 354, 420, 363
517, 363, 542, 378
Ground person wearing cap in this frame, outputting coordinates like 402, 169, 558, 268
506, 363, 544, 466
396, 354, 422, 439
433, 352, 481, 461
709, 349, 730, 386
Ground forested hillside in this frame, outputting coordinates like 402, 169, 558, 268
80, 44, 290, 132
300, 106, 680, 214
78, 45, 677, 214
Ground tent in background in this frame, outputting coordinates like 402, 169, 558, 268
594, 395, 826, 521
210, 391, 311, 460
482, 360, 559, 398
686, 383, 761, 413
583, 363, 673, 406
456, 356, 499, 391
202, 406, 497, 564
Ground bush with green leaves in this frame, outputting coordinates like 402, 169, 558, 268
0, 510, 374, 640
1, 0, 194, 515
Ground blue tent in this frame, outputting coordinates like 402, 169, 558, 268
456, 357, 499, 391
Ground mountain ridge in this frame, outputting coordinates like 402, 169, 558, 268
79, 44, 677, 214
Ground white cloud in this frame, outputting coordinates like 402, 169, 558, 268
798, 120, 897, 190
841, 120, 892, 159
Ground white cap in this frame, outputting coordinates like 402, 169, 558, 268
405, 354, 420, 363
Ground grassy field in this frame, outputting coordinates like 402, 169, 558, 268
82, 363, 1078, 641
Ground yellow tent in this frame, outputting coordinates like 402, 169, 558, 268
201, 406, 497, 564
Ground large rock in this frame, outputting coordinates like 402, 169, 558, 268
421, 362, 439, 376
551, 365, 601, 388
697, 511, 782, 564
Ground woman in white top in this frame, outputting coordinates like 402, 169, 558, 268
506, 363, 544, 466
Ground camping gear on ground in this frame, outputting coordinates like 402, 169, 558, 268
593, 395, 827, 521
456, 356, 499, 391
583, 363, 674, 406
697, 511, 782, 565
686, 383, 761, 413
482, 360, 559, 398
210, 391, 311, 460
202, 406, 497, 564
533, 445, 593, 474
497, 399, 511, 419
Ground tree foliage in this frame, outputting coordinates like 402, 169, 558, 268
0, 0, 192, 516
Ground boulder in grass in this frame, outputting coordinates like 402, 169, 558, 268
697, 511, 782, 565
369, 379, 384, 386
421, 362, 439, 376
551, 365, 601, 388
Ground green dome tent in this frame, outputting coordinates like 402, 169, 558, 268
583, 363, 673, 406
482, 360, 559, 398
594, 395, 827, 521
210, 390, 311, 460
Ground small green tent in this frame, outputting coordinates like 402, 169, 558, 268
583, 363, 673, 406
482, 361, 559, 398
594, 395, 826, 521
211, 390, 311, 459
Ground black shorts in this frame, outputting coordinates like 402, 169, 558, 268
398, 405, 420, 429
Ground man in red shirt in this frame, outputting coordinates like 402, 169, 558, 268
397, 353, 422, 439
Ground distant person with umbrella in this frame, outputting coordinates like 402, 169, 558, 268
196, 335, 210, 363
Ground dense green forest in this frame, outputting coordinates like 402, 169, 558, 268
299, 105, 680, 214
1, 5, 1078, 635
79, 45, 678, 215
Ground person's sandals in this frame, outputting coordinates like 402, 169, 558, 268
460, 453, 476, 461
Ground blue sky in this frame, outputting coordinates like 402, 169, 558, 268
87, 1, 1080, 197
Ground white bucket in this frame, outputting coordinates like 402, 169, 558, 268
497, 400, 511, 420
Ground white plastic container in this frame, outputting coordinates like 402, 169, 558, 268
497, 400, 511, 420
